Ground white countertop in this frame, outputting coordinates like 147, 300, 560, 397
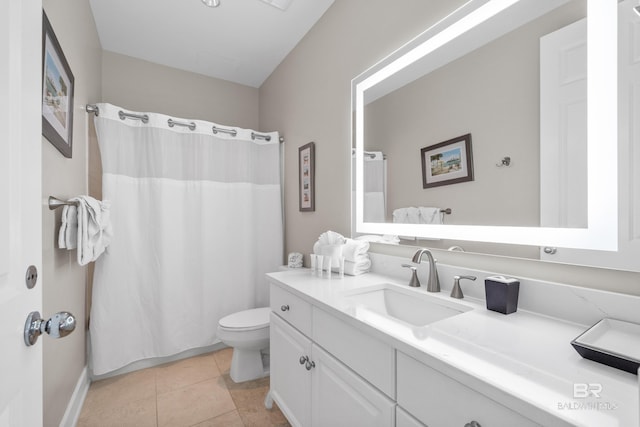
267, 269, 639, 427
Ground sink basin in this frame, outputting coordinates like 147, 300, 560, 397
342, 283, 471, 327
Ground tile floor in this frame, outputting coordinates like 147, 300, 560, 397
77, 348, 290, 427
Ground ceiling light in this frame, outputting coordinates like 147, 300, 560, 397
201, 0, 220, 7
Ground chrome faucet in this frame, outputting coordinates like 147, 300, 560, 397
411, 248, 440, 292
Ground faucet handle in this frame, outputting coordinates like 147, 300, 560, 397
450, 275, 477, 299
401, 264, 421, 287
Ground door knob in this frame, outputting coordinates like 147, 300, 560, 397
24, 311, 76, 346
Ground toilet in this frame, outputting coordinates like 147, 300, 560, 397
217, 306, 271, 383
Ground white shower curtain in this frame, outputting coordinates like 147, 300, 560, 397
90, 103, 283, 375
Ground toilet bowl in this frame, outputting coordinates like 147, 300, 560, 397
217, 307, 271, 383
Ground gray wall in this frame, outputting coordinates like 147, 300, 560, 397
260, 0, 640, 295
41, 1, 102, 426
259, 0, 468, 264
101, 51, 259, 129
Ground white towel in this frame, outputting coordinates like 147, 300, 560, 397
57, 196, 113, 266
312, 231, 371, 270
343, 258, 371, 276
342, 238, 369, 263
58, 205, 78, 249
418, 207, 443, 224
317, 230, 347, 246
354, 235, 400, 245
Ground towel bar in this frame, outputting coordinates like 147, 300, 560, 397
440, 208, 452, 215
48, 196, 78, 211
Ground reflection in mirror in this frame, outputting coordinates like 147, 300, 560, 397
364, 0, 586, 229
353, 0, 632, 268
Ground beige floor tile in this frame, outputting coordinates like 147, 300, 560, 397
237, 404, 290, 427
212, 347, 233, 374
77, 395, 157, 427
80, 367, 157, 415
223, 374, 289, 426
191, 410, 245, 427
223, 374, 270, 410
157, 376, 235, 427
156, 352, 220, 395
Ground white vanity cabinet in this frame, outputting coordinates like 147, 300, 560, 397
269, 284, 395, 427
397, 352, 541, 427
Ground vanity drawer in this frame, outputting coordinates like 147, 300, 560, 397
397, 352, 539, 427
312, 307, 395, 398
270, 284, 312, 337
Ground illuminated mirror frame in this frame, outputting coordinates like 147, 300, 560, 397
353, 0, 617, 251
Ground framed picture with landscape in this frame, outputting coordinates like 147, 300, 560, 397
421, 133, 474, 189
299, 142, 315, 212
42, 11, 75, 158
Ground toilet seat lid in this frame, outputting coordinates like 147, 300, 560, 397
219, 307, 270, 330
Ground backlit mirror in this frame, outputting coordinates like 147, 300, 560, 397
353, 0, 620, 259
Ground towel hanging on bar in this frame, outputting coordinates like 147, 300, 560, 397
55, 195, 113, 266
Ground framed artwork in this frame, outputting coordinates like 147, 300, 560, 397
299, 142, 315, 212
42, 11, 74, 158
421, 133, 474, 188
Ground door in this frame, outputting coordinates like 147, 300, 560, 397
269, 314, 312, 427
0, 0, 43, 425
540, 3, 640, 270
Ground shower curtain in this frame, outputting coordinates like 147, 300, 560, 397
90, 103, 283, 375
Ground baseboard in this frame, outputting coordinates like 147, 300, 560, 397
59, 366, 90, 427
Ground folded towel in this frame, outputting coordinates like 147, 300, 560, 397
342, 238, 369, 263
313, 231, 371, 268
343, 258, 371, 276
317, 230, 347, 246
58, 205, 78, 249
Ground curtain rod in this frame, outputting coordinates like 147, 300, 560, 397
86, 104, 284, 143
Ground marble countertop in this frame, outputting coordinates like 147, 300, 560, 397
267, 268, 639, 427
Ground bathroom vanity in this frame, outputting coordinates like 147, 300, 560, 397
267, 261, 639, 427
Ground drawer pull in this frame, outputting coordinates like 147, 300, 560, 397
305, 360, 316, 371
280, 305, 290, 312
299, 355, 308, 365
464, 422, 481, 427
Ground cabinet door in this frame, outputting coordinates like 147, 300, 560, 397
397, 352, 540, 427
396, 407, 426, 427
311, 344, 395, 427
270, 313, 312, 427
